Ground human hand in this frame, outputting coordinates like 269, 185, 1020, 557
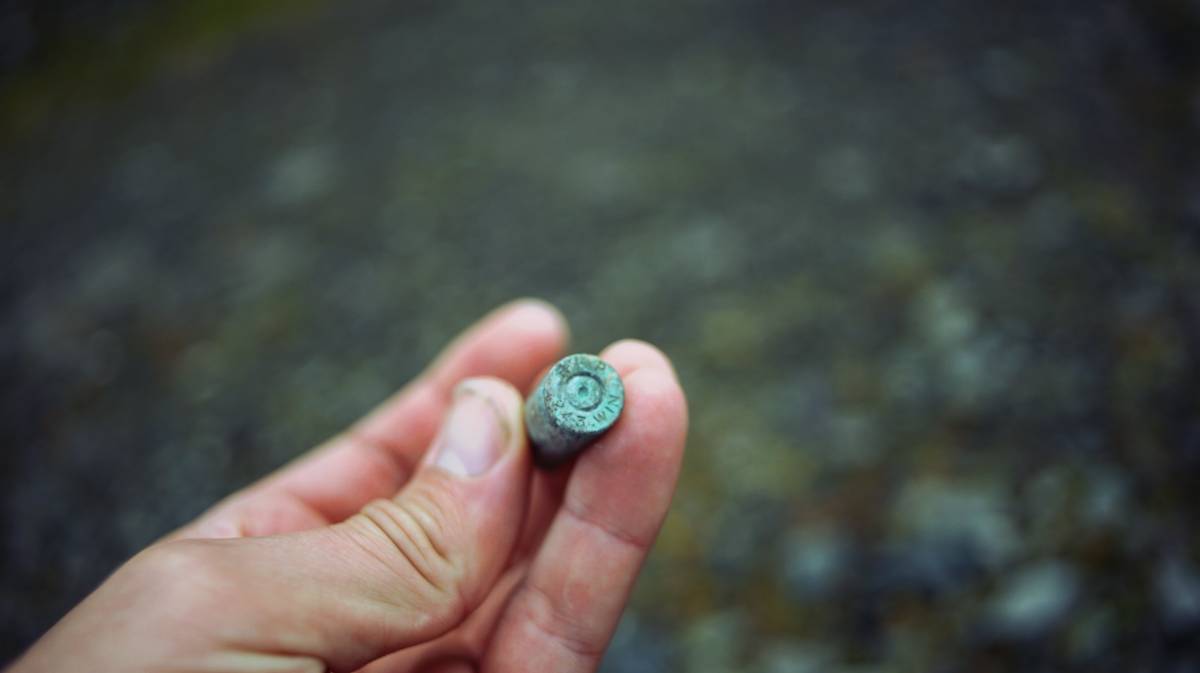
10, 300, 689, 673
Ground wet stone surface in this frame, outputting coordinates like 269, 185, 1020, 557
3, 0, 1200, 670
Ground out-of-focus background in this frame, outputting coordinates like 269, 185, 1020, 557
3, 0, 1200, 669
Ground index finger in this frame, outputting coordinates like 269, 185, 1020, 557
175, 299, 568, 539
484, 340, 688, 672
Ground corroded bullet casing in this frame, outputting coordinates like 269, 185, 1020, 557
525, 353, 624, 468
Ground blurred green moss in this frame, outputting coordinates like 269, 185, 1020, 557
0, 0, 323, 142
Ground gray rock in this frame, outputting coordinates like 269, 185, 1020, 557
952, 134, 1042, 196
265, 143, 337, 206
781, 526, 852, 600
891, 478, 1021, 571
1157, 556, 1200, 632
913, 283, 977, 349
1080, 466, 1132, 531
827, 411, 883, 467
112, 143, 178, 205
909, 282, 1027, 411
873, 537, 982, 596
683, 611, 748, 673
709, 497, 786, 582
979, 48, 1033, 100
1067, 607, 1116, 663
985, 561, 1080, 638
598, 614, 679, 673
755, 641, 834, 673
822, 146, 878, 202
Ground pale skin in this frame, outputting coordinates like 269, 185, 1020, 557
9, 299, 689, 673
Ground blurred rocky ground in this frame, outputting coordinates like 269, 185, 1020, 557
3, 0, 1200, 670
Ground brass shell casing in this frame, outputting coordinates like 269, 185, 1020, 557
524, 353, 624, 467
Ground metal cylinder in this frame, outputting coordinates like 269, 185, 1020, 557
525, 353, 625, 467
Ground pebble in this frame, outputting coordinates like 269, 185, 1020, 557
709, 497, 786, 583
985, 561, 1080, 638
952, 133, 1042, 196
781, 526, 852, 600
979, 48, 1033, 100
599, 614, 679, 673
872, 537, 981, 596
265, 143, 336, 206
1157, 556, 1200, 632
822, 146, 878, 202
683, 611, 748, 673
891, 478, 1021, 571
755, 641, 833, 673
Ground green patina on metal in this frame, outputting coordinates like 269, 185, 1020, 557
525, 353, 624, 468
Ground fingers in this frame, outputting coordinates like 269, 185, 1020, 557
355, 564, 527, 673
484, 340, 688, 673
175, 299, 566, 539
420, 662, 474, 673
158, 378, 534, 673
512, 341, 671, 556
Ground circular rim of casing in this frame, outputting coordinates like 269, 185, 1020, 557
538, 353, 624, 436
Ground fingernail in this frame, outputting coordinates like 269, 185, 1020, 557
432, 386, 510, 477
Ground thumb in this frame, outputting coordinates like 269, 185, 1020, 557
200, 378, 532, 671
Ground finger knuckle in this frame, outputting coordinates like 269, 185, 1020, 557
519, 582, 606, 662
350, 490, 469, 620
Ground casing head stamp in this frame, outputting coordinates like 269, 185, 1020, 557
524, 353, 624, 467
